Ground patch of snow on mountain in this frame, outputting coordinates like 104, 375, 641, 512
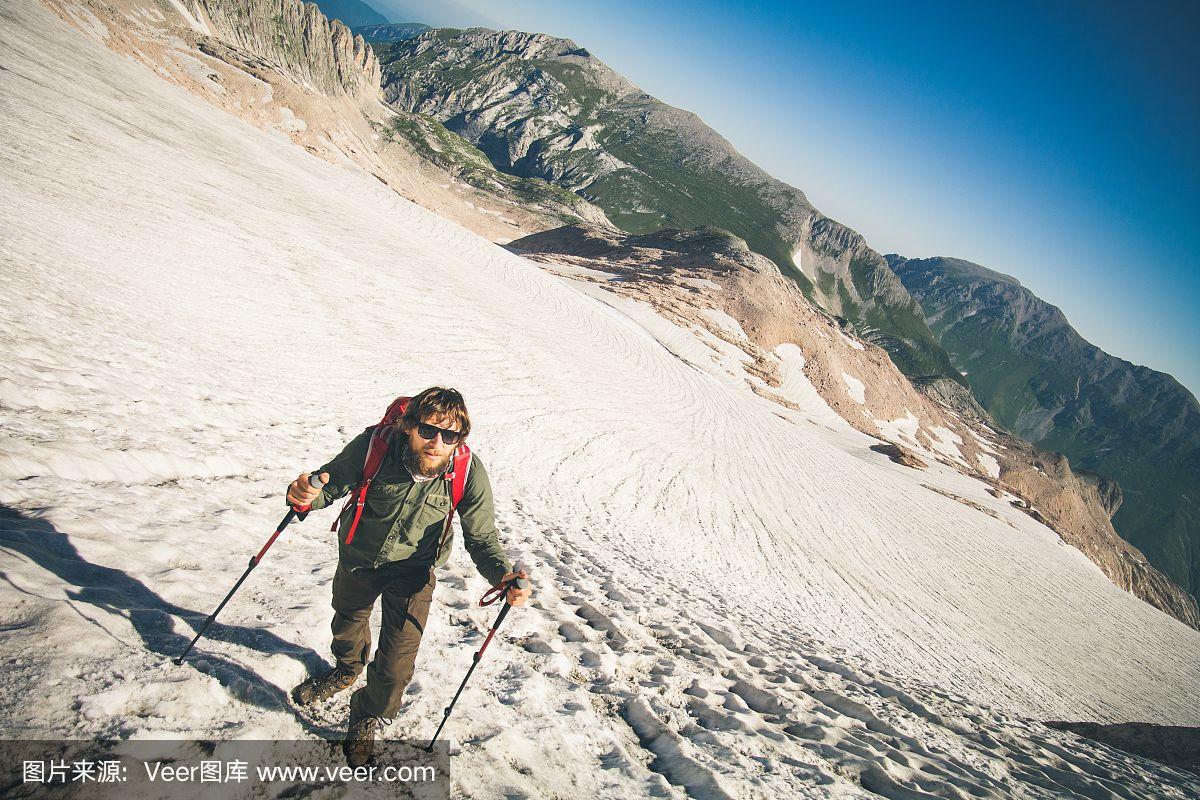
699, 306, 747, 340
838, 330, 866, 351
977, 452, 1001, 479
968, 428, 1000, 454
791, 245, 810, 281
928, 425, 967, 464
165, 0, 213, 36
770, 344, 854, 430
874, 411, 921, 448
841, 372, 866, 404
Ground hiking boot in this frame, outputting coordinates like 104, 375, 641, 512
290, 665, 359, 706
343, 692, 391, 768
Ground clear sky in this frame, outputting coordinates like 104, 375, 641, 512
371, 0, 1199, 397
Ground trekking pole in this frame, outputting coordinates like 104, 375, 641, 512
426, 561, 531, 751
174, 472, 325, 665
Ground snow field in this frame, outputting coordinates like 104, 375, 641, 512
1, 1, 1199, 797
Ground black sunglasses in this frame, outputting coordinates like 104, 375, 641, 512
415, 422, 463, 446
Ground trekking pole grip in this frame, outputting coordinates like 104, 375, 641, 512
292, 471, 325, 520
510, 559, 531, 591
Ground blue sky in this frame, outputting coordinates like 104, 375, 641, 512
371, 0, 1199, 397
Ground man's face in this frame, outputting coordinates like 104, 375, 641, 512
404, 413, 462, 477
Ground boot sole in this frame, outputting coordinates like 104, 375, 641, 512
290, 681, 356, 706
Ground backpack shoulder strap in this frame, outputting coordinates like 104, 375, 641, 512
449, 444, 472, 510
363, 395, 411, 482
435, 444, 472, 563
337, 396, 411, 545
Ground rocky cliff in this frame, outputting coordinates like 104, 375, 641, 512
186, 0, 381, 98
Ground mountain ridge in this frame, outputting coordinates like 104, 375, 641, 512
375, 27, 962, 383
888, 253, 1200, 600
352, 22, 430, 44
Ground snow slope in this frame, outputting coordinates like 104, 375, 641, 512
2, 1, 1199, 797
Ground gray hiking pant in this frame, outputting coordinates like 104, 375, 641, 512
330, 561, 436, 718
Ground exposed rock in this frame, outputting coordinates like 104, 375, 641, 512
1078, 469, 1124, 519
922, 484, 1014, 527
910, 375, 994, 422
188, 0, 382, 99
871, 443, 928, 470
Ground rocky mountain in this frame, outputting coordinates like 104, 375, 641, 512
374, 28, 961, 382
887, 255, 1200, 601
312, 0, 388, 28
46, 0, 607, 241
510, 224, 1200, 629
353, 22, 430, 43
189, 0, 381, 98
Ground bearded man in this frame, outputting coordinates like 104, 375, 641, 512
284, 387, 530, 766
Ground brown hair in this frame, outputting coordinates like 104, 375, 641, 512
401, 386, 471, 439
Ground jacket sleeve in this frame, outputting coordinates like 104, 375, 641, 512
457, 453, 510, 586
307, 428, 372, 511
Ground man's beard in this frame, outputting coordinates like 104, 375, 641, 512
403, 443, 453, 478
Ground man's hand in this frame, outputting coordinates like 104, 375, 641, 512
287, 472, 328, 507
501, 569, 532, 607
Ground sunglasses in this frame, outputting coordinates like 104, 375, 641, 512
415, 422, 463, 446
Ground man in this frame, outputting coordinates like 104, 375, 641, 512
285, 387, 530, 766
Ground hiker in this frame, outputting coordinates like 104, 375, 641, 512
284, 387, 531, 766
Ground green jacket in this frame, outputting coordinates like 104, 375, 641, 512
309, 429, 510, 586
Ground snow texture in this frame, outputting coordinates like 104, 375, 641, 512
1, 1, 1199, 797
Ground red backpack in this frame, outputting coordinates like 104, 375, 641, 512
334, 396, 472, 556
